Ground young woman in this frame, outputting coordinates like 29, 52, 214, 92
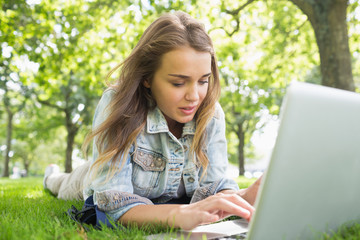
44, 11, 261, 230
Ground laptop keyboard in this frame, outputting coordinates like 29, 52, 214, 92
214, 232, 247, 240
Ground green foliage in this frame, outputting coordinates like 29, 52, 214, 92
348, 0, 360, 91
0, 0, 359, 175
212, 0, 318, 167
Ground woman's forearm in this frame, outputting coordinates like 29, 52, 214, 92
119, 193, 255, 230
119, 204, 183, 228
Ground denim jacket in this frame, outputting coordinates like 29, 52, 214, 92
83, 88, 239, 222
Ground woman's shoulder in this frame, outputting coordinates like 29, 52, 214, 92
93, 88, 117, 127
97, 87, 116, 105
205, 102, 226, 141
213, 102, 225, 120
102, 87, 117, 97
205, 102, 225, 131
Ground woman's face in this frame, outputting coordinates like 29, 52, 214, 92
145, 46, 211, 129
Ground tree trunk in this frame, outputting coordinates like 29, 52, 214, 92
65, 129, 76, 173
24, 159, 29, 175
3, 108, 13, 177
237, 122, 245, 176
64, 110, 79, 173
290, 0, 354, 91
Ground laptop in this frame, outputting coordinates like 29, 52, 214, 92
148, 81, 360, 239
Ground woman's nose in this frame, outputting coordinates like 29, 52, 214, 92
185, 85, 199, 102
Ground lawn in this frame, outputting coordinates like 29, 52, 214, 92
1, 177, 359, 240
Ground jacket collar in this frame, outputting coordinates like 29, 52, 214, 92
146, 107, 196, 136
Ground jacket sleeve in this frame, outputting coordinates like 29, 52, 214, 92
83, 89, 153, 222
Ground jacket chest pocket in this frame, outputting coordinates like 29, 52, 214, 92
131, 148, 166, 197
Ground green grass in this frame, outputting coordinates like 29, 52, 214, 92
0, 177, 359, 239
234, 176, 258, 189
0, 177, 167, 240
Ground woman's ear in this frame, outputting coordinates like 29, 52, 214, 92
143, 79, 151, 88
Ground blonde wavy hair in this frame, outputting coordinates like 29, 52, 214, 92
83, 11, 221, 181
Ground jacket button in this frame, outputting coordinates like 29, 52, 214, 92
155, 158, 162, 167
188, 177, 195, 183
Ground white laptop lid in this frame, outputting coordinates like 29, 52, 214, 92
247, 81, 360, 239
147, 81, 360, 240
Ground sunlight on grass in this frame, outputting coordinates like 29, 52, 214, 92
1, 176, 359, 239
25, 189, 44, 199
235, 176, 257, 189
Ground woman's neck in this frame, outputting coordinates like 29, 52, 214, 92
165, 117, 184, 139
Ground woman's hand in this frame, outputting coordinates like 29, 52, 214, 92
120, 177, 262, 231
221, 175, 263, 206
167, 192, 255, 230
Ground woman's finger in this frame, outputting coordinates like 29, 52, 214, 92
196, 194, 254, 220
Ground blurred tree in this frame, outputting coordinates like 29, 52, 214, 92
347, 0, 360, 90
11, 96, 64, 174
211, 0, 316, 175
1, 0, 359, 177
214, 0, 357, 175
31, 0, 133, 172
0, 1, 34, 177
1, 81, 30, 177
290, 0, 355, 91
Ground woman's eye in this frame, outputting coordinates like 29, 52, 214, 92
172, 83, 183, 87
199, 79, 209, 85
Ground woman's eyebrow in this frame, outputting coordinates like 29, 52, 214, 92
168, 73, 211, 79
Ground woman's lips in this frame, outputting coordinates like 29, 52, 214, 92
180, 106, 196, 115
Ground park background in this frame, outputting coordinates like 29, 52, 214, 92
1, 0, 360, 179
